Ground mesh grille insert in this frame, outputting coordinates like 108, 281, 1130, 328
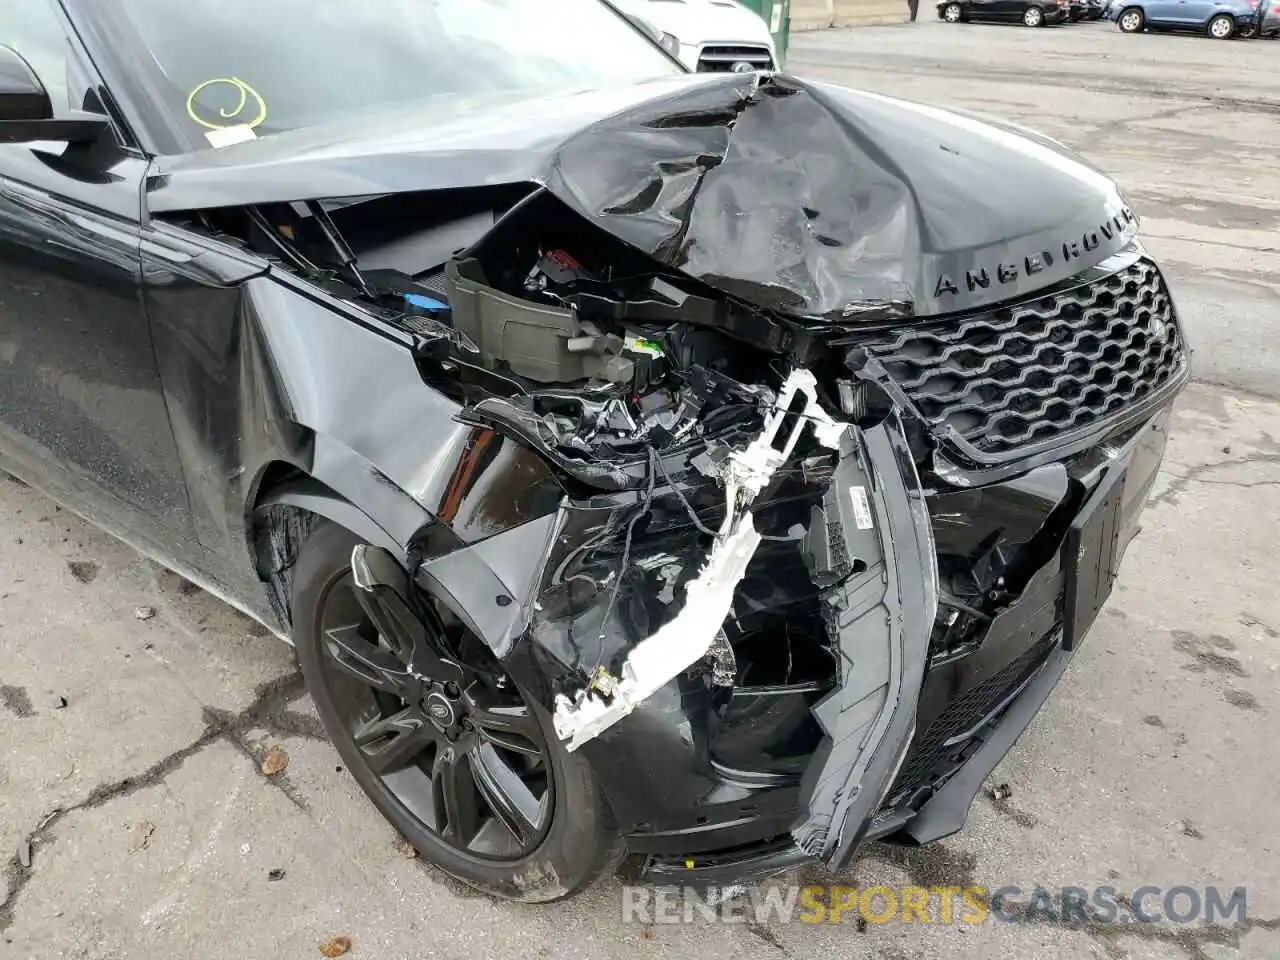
885, 633, 1059, 809
860, 259, 1184, 456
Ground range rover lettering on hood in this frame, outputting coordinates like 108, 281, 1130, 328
543, 76, 1137, 321
151, 72, 1136, 321
932, 206, 1139, 299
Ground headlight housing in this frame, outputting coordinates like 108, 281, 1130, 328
659, 32, 681, 55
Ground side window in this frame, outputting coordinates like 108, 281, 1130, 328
0, 1, 74, 115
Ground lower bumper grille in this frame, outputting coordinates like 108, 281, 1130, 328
697, 45, 774, 72
884, 632, 1059, 808
859, 257, 1185, 458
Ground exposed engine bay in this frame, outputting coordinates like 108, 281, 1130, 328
188, 184, 878, 749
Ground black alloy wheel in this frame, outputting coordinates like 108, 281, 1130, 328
293, 522, 618, 901
320, 569, 551, 855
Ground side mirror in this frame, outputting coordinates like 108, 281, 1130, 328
0, 44, 108, 145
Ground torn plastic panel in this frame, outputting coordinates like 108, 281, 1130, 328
926, 463, 1071, 663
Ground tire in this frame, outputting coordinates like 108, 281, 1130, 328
1024, 5, 1046, 24
1117, 6, 1144, 30
292, 521, 620, 902
1207, 12, 1235, 36
942, 2, 964, 20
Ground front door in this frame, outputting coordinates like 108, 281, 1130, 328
1174, 0, 1215, 22
0, 4, 197, 558
1141, 0, 1184, 22
969, 0, 1009, 18
988, 0, 1028, 20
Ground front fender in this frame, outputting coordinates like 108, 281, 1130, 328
255, 477, 402, 557
237, 274, 564, 552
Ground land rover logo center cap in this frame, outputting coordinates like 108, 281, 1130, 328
731, 61, 756, 73
426, 691, 456, 728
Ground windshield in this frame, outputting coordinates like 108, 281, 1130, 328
111, 0, 682, 150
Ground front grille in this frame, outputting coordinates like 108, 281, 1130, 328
697, 44, 774, 72
883, 632, 1059, 809
860, 258, 1185, 457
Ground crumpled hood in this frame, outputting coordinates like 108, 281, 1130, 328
150, 73, 1137, 321
543, 76, 1137, 320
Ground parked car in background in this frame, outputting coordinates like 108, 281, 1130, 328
1260, 0, 1280, 33
611, 0, 780, 70
1109, 0, 1260, 36
1068, 0, 1088, 20
938, 0, 1070, 24
1084, 0, 1106, 19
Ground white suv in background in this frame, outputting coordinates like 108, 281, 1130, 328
611, 0, 782, 71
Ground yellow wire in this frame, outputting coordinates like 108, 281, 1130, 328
185, 77, 267, 130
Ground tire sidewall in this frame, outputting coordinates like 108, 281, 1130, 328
1208, 13, 1234, 36
1119, 7, 1144, 29
291, 521, 617, 901
944, 3, 963, 20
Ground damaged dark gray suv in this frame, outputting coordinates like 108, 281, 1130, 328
0, 0, 1188, 900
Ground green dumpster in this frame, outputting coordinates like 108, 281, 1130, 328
738, 0, 790, 68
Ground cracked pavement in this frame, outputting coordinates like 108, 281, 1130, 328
3, 20, 1280, 960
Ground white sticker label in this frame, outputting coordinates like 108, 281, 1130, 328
770, 4, 784, 32
204, 124, 258, 148
849, 485, 873, 530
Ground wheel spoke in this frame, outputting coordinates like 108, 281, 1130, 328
350, 545, 464, 685
468, 741, 545, 846
324, 623, 411, 696
431, 746, 481, 844
353, 707, 437, 774
469, 702, 543, 756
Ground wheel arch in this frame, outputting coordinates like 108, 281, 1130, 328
248, 461, 410, 635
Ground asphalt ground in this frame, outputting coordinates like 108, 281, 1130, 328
2, 19, 1278, 960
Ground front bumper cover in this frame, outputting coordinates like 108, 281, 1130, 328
789, 414, 938, 864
